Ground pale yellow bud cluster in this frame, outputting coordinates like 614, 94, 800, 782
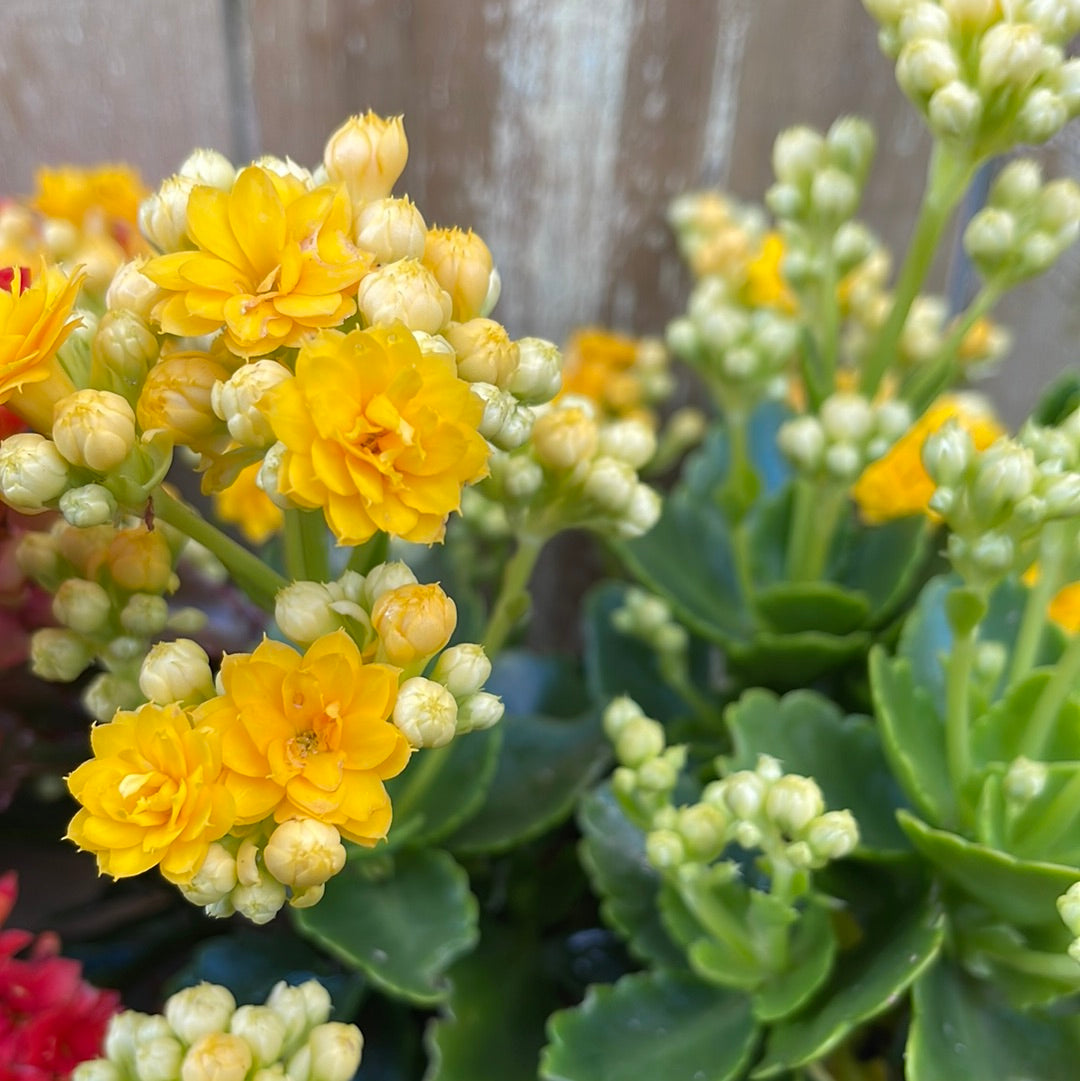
136, 348, 234, 456
92, 308, 161, 406
779, 391, 912, 482
211, 359, 291, 449
611, 587, 690, 660
74, 978, 361, 1081
324, 111, 409, 211
864, 0, 1080, 151
667, 190, 765, 284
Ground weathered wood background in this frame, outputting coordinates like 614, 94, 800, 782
0, 0, 1076, 422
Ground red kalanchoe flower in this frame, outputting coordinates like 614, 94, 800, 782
0, 872, 119, 1081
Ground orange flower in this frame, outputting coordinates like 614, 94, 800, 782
144, 166, 372, 358
196, 630, 411, 845
260, 325, 489, 545
560, 328, 648, 421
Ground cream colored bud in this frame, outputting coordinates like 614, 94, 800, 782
166, 983, 237, 1045
372, 582, 457, 665
289, 884, 326, 910
181, 1033, 252, 1081
264, 819, 346, 890
119, 593, 168, 636
810, 167, 859, 223
73, 1061, 123, 1081
178, 148, 236, 190
1004, 756, 1049, 801
324, 112, 409, 203
779, 416, 826, 472
361, 560, 418, 606
598, 418, 657, 469
30, 627, 93, 682
267, 982, 323, 1057
941, 0, 998, 30
17, 530, 61, 583
723, 771, 766, 820
677, 803, 729, 861
422, 227, 495, 323
584, 455, 638, 513
445, 319, 520, 388
354, 196, 427, 263
430, 642, 492, 698
824, 442, 863, 481
532, 406, 599, 471
615, 715, 665, 768
509, 338, 563, 404
106, 258, 163, 320
212, 360, 291, 448
410, 331, 455, 359
275, 581, 341, 646
53, 390, 137, 472
455, 690, 504, 733
257, 442, 292, 509
232, 873, 288, 925
874, 400, 914, 441
765, 775, 825, 835
615, 483, 662, 539
81, 671, 140, 720
645, 828, 685, 871
356, 258, 451, 334
978, 23, 1048, 92
1039, 179, 1080, 233
254, 155, 313, 185
139, 175, 194, 252
287, 1045, 312, 1081
928, 81, 983, 138
603, 696, 645, 741
134, 1036, 184, 1081
1015, 87, 1068, 143
0, 433, 70, 510
501, 455, 544, 499
964, 207, 1017, 272
60, 483, 118, 528
180, 842, 239, 905
393, 676, 458, 747
805, 809, 860, 860
139, 639, 215, 705
307, 1023, 364, 1081
772, 126, 826, 184
972, 445, 1038, 515
103, 1010, 148, 1066
137, 352, 231, 449
53, 578, 111, 634
1058, 57, 1080, 113
1058, 882, 1080, 937
897, 38, 960, 98
229, 1006, 286, 1069
821, 393, 874, 443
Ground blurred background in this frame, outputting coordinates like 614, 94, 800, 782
0, 0, 1076, 417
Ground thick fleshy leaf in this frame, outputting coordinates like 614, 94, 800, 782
728, 629, 869, 688
727, 687, 909, 855
577, 784, 687, 969
753, 582, 870, 636
907, 959, 1080, 1081
754, 897, 944, 1077
424, 925, 559, 1081
833, 513, 932, 620
294, 849, 478, 1005
540, 970, 758, 1081
899, 810, 1079, 929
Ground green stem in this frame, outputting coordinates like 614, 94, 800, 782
482, 532, 545, 656
678, 874, 759, 967
346, 531, 389, 576
1009, 523, 1068, 686
723, 409, 757, 605
284, 508, 330, 582
860, 142, 976, 397
786, 479, 847, 582
816, 243, 840, 393
152, 485, 286, 611
1016, 768, 1080, 858
392, 745, 452, 824
1021, 631, 1080, 759
945, 620, 978, 820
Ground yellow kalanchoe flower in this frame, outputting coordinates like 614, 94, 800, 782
260, 324, 489, 545
213, 461, 284, 545
195, 629, 411, 846
1048, 582, 1080, 634
0, 264, 84, 432
32, 163, 147, 233
65, 701, 235, 883
560, 328, 648, 422
852, 394, 1003, 524
742, 232, 798, 313
144, 165, 372, 358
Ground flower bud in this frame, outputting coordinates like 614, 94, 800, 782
827, 115, 876, 178
117, 593, 167, 637
134, 1036, 184, 1081
614, 483, 662, 539
288, 884, 326, 910
584, 455, 638, 513
103, 1010, 148, 1066
254, 155, 312, 185
502, 455, 544, 499
228, 1006, 286, 1069
603, 696, 645, 741
969, 531, 1016, 573
455, 690, 504, 733
928, 80, 983, 138
213, 360, 291, 447
810, 167, 859, 223
306, 1023, 363, 1081
52, 389, 137, 472
361, 560, 418, 606
74, 1062, 123, 1081
140, 638, 215, 704
598, 418, 657, 469
30, 627, 93, 682
765, 775, 825, 835
275, 581, 340, 646
17, 530, 61, 583
180, 842, 239, 905
897, 38, 960, 97
1039, 179, 1080, 234
532, 407, 599, 471
0, 433, 70, 511
60, 484, 118, 528
257, 442, 292, 509
431, 642, 492, 698
509, 338, 563, 404
972, 446, 1037, 517
393, 676, 458, 747
53, 577, 111, 634
779, 416, 826, 472
978, 23, 1048, 92
139, 175, 194, 252
1004, 756, 1048, 802
804, 809, 860, 861
356, 258, 451, 334
372, 582, 456, 665
93, 309, 160, 393
82, 671, 142, 721
445, 319, 520, 388
137, 351, 232, 449
722, 770, 766, 820
1058, 882, 1080, 937
166, 983, 237, 1045
354, 196, 427, 263
178, 148, 236, 190
922, 421, 975, 486
821, 393, 875, 443
264, 819, 346, 890
422, 227, 496, 323
1015, 87, 1068, 143
677, 803, 728, 861
107, 527, 175, 593
614, 716, 665, 768
180, 1033, 252, 1081
232, 873, 288, 926
824, 442, 863, 481
963, 207, 1017, 273
772, 127, 826, 184
645, 828, 686, 871
324, 112, 409, 204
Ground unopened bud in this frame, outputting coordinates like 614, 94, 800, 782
603, 696, 645, 741
30, 627, 93, 682
821, 393, 874, 442
804, 809, 860, 860
445, 319, 520, 388
180, 842, 238, 905
264, 819, 346, 890
166, 982, 237, 1045
431, 643, 492, 698
455, 690, 504, 733
532, 406, 599, 471
897, 38, 959, 97
615, 483, 661, 539
354, 196, 427, 263
372, 582, 456, 665
1015, 88, 1068, 144
1058, 882, 1080, 937
765, 775, 825, 835
232, 873, 288, 926
1004, 756, 1048, 802
213, 360, 291, 447
180, 1033, 252, 1081
306, 1023, 363, 1081
0, 433, 70, 510
53, 577, 111, 634
229, 1007, 286, 1069
722, 771, 766, 820
509, 338, 563, 404
645, 828, 686, 871
324, 112, 409, 204
779, 416, 826, 472
275, 581, 340, 646
134, 1036, 184, 1081
677, 803, 728, 861
772, 127, 826, 184
60, 484, 118, 528
584, 455, 638, 513
598, 418, 657, 469
422, 227, 496, 323
178, 148, 236, 190
922, 422, 974, 486
356, 259, 452, 335
361, 561, 418, 606
977, 24, 1048, 93
810, 167, 859, 223
615, 716, 665, 767
393, 676, 458, 747
140, 639, 214, 705
139, 175, 194, 251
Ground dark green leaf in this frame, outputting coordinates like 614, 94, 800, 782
488, 650, 589, 719
753, 582, 870, 636
728, 629, 869, 688
541, 970, 758, 1081
751, 903, 837, 1022
834, 514, 932, 621
907, 958, 1080, 1081
294, 849, 478, 1005
727, 687, 909, 855
1032, 367, 1080, 426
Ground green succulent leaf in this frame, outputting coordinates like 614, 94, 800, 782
753, 582, 870, 636
727, 629, 869, 688
294, 849, 478, 1005
833, 513, 932, 621
540, 969, 758, 1081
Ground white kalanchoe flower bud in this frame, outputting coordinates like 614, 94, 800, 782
676, 803, 729, 861
532, 406, 599, 471
509, 338, 563, 404
393, 676, 459, 747
1058, 882, 1080, 937
180, 1033, 253, 1081
941, 0, 999, 32
306, 1023, 364, 1081
229, 1006, 286, 1069
356, 259, 452, 335
897, 37, 960, 98
254, 155, 313, 185
899, 3, 950, 42
103, 1010, 148, 1066
52, 578, 111, 634
296, 982, 333, 1029
74, 1061, 123, 1081
455, 690, 504, 733
603, 695, 645, 741
266, 984, 316, 1059
0, 433, 70, 511
722, 770, 767, 820
928, 81, 984, 138
422, 227, 497, 323
821, 393, 875, 443
354, 196, 427, 263
30, 628, 91, 683
584, 455, 638, 513
978, 23, 1048, 93
53, 389, 137, 473
180, 842, 239, 905
59, 484, 118, 528
178, 148, 236, 190
445, 319, 520, 389
134, 1036, 185, 1081
139, 175, 194, 252
17, 530, 61, 582
120, 593, 169, 636
257, 442, 292, 510
166, 982, 237, 1045
824, 442, 864, 481
361, 560, 418, 607
140, 639, 216, 705
212, 360, 291, 448
614, 484, 662, 539
810, 167, 859, 223
598, 418, 657, 469
264, 819, 347, 890
324, 112, 409, 205
1015, 87, 1068, 143
275, 581, 341, 646
805, 809, 860, 861
969, 531, 1016, 574
1004, 756, 1049, 801
431, 643, 493, 698
779, 416, 826, 472
756, 754, 784, 783
615, 716, 665, 768
772, 126, 826, 184
964, 207, 1017, 271
645, 828, 686, 871
765, 775, 825, 835
922, 422, 975, 486
106, 258, 162, 321
502, 455, 544, 499
232, 872, 288, 926
972, 445, 1038, 516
